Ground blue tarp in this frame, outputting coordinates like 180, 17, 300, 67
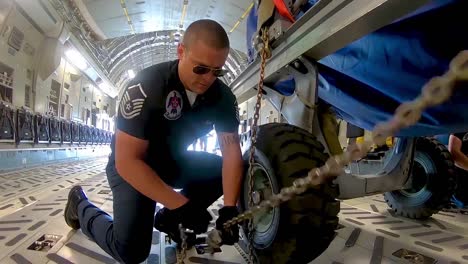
247, 0, 468, 137
317, 0, 468, 136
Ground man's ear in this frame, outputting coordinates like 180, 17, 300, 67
177, 43, 185, 59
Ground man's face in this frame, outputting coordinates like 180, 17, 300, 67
177, 40, 229, 94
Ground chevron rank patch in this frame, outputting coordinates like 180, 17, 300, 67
119, 83, 147, 119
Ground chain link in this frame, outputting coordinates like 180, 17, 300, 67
177, 224, 188, 264
245, 27, 271, 264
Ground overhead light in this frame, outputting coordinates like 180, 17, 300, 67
127, 69, 135, 79
65, 49, 88, 70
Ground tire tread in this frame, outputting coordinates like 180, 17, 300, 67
384, 137, 456, 219
244, 123, 339, 264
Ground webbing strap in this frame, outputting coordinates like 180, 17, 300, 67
273, 0, 295, 22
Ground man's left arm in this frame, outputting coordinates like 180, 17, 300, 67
213, 87, 244, 244
218, 132, 243, 206
214, 85, 243, 206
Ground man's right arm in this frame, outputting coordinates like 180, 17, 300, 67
115, 130, 188, 209
448, 134, 468, 171
114, 79, 188, 209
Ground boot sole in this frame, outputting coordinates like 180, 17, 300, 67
64, 186, 81, 229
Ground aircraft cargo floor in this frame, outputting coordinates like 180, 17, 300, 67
0, 158, 467, 264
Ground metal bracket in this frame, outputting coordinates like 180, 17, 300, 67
392, 248, 436, 264
27, 234, 62, 252
261, 56, 318, 133
337, 138, 415, 199
268, 19, 291, 42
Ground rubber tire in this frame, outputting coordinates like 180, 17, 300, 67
384, 137, 456, 219
240, 123, 340, 264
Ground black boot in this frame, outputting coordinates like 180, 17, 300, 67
64, 185, 88, 229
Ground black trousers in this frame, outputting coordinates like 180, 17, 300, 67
76, 151, 223, 264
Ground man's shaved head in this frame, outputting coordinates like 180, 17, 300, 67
182, 19, 230, 50
177, 19, 230, 95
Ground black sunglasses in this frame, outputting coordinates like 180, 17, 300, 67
193, 65, 228, 77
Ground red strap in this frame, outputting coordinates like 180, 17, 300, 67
273, 0, 295, 23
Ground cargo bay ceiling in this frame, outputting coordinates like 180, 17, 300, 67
61, 0, 252, 94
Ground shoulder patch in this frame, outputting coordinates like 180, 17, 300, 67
119, 83, 147, 119
164, 90, 183, 120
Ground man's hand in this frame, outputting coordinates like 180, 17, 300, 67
154, 200, 212, 236
215, 206, 240, 245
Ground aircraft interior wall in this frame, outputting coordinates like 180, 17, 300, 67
0, 0, 116, 172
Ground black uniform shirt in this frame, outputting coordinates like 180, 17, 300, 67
109, 60, 239, 172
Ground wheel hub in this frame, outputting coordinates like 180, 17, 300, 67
243, 163, 278, 242
252, 191, 262, 205
401, 151, 434, 197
